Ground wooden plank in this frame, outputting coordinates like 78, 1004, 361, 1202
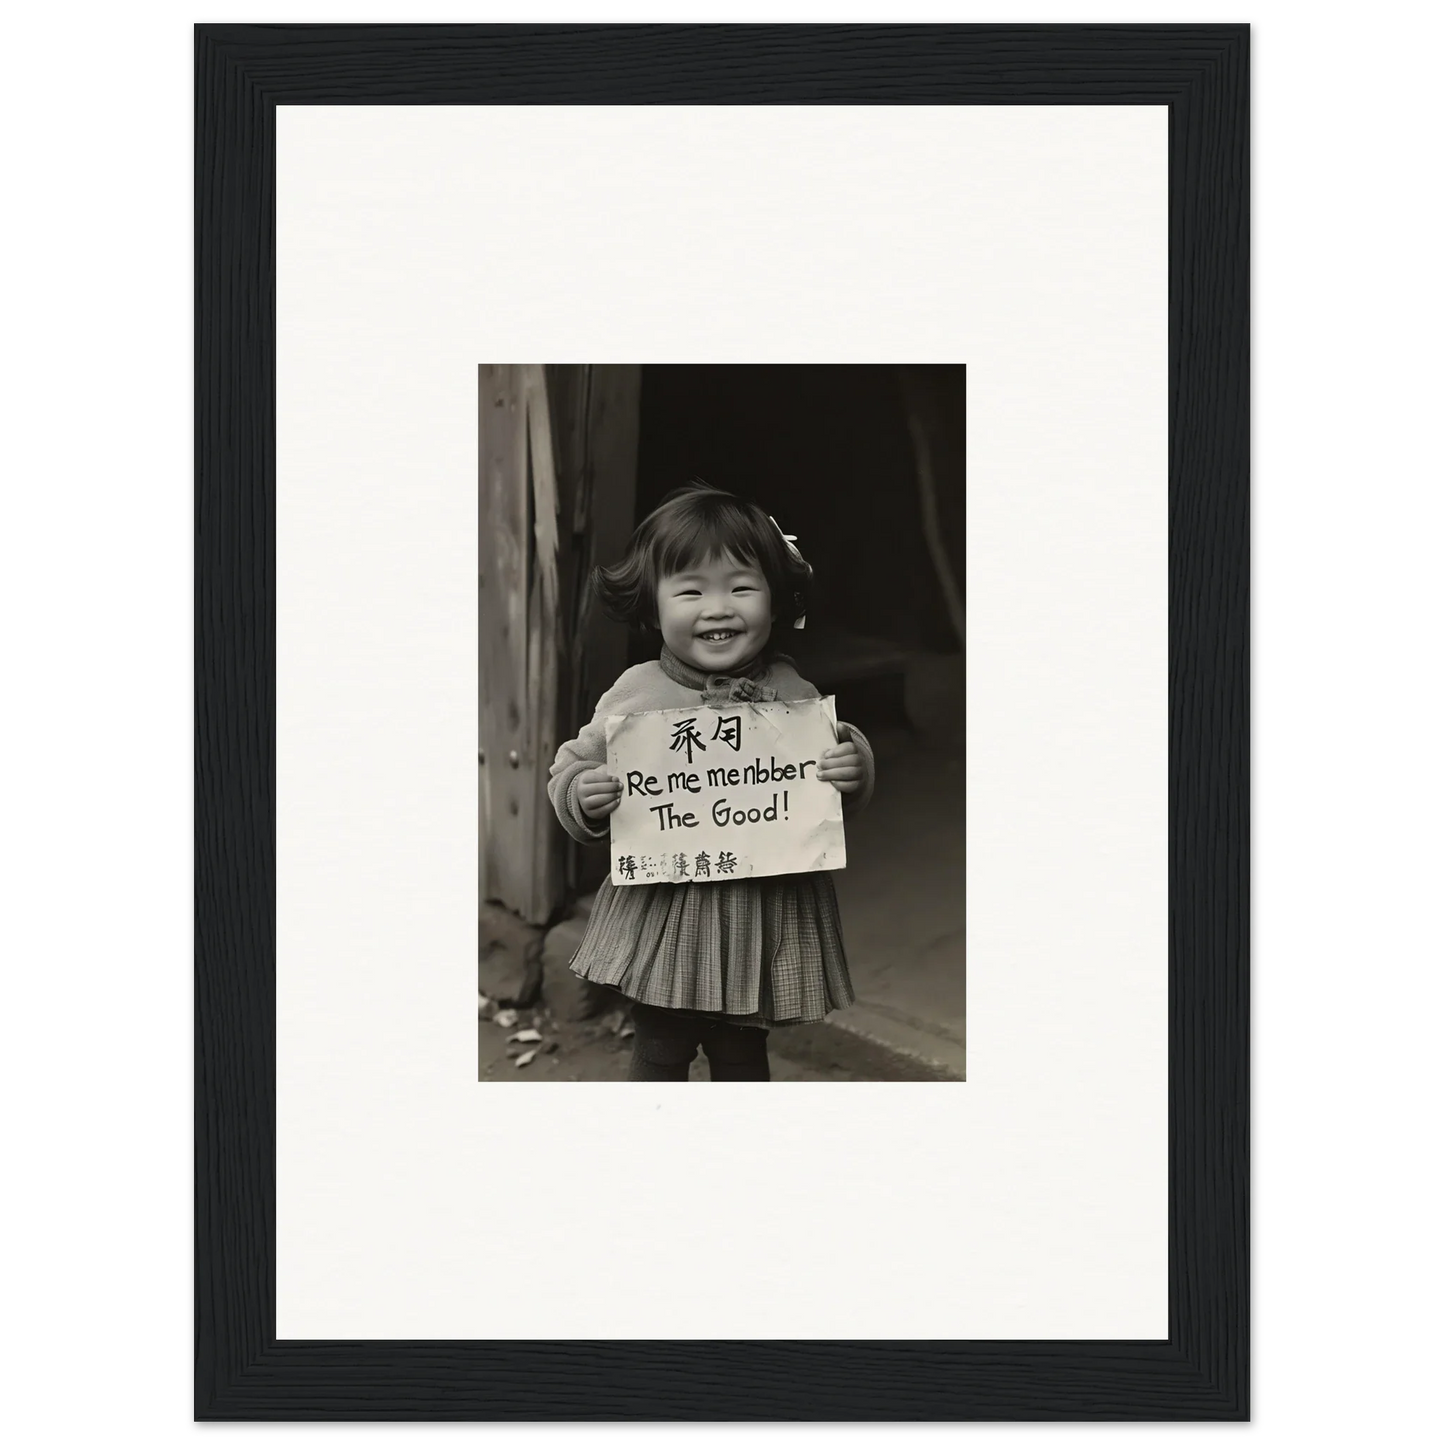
574, 366, 641, 724
522, 364, 565, 923
480, 364, 641, 920
477, 365, 533, 917
544, 365, 592, 900
571, 366, 641, 896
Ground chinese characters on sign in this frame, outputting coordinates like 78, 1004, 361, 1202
604, 697, 846, 885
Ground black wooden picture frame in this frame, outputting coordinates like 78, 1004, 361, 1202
195, 23, 1248, 1421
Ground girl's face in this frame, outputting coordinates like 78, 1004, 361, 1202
656, 551, 773, 674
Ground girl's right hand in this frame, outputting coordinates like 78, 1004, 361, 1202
576, 767, 623, 820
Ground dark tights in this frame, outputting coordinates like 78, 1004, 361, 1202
627, 1001, 771, 1082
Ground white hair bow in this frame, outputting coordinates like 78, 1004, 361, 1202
769, 515, 810, 630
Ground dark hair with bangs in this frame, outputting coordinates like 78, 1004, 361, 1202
592, 481, 813, 632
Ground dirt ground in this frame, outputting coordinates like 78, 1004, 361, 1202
478, 996, 947, 1083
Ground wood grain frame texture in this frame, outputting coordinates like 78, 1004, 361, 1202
195, 23, 1248, 1422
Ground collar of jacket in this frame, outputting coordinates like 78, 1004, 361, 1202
658, 644, 781, 703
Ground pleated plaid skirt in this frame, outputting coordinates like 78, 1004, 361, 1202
569, 873, 856, 1027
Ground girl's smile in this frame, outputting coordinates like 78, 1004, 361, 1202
656, 553, 773, 675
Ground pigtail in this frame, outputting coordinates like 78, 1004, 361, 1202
590, 552, 654, 630
768, 515, 813, 629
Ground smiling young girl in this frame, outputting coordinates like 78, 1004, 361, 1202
548, 482, 875, 1081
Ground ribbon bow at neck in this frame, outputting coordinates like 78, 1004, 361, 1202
701, 674, 778, 706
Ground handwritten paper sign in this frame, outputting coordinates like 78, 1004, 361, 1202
604, 697, 846, 885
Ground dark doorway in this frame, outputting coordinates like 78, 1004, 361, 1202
633, 364, 965, 734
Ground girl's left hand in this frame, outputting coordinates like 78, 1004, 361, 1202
817, 740, 864, 793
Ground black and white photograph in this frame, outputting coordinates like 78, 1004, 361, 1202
478, 364, 967, 1081
178, 15, 1272, 1422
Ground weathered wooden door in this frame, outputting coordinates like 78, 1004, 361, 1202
479, 365, 640, 925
